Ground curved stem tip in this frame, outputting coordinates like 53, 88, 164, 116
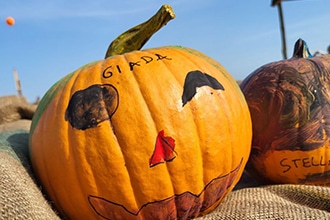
105, 4, 176, 58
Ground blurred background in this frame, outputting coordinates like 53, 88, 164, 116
1, 0, 329, 103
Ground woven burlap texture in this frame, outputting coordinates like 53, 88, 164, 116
0, 130, 60, 220
198, 184, 330, 220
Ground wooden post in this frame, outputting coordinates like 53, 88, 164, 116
272, 0, 287, 59
277, 2, 287, 59
13, 68, 22, 97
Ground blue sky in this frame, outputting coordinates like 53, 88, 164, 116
1, 0, 330, 102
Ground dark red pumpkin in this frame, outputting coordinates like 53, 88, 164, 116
240, 39, 330, 184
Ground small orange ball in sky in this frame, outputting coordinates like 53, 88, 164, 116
6, 17, 15, 26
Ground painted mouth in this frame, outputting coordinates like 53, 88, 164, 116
88, 158, 243, 220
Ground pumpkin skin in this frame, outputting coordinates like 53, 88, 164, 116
240, 39, 330, 185
29, 46, 252, 219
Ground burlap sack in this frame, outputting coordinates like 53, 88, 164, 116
198, 184, 330, 220
0, 130, 60, 220
0, 95, 37, 124
0, 119, 32, 134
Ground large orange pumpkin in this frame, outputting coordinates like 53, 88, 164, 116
241, 38, 330, 185
29, 5, 252, 220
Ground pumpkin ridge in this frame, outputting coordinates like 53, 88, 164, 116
214, 86, 235, 174
121, 50, 163, 132
29, 71, 75, 135
64, 81, 139, 216
179, 47, 248, 179
142, 48, 225, 209
171, 47, 238, 179
59, 71, 90, 214
58, 66, 109, 215
156, 47, 187, 91
98, 60, 120, 127
113, 52, 173, 212
29, 69, 86, 214
160, 48, 207, 189
152, 49, 208, 213
118, 48, 211, 204
140, 49, 187, 200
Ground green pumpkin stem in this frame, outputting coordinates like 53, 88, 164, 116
292, 38, 312, 59
105, 4, 175, 58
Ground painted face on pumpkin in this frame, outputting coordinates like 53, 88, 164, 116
63, 69, 243, 219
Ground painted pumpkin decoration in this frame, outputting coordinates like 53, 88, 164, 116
240, 38, 330, 185
29, 5, 252, 220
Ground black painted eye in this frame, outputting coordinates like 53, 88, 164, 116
181, 70, 224, 107
65, 84, 119, 130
